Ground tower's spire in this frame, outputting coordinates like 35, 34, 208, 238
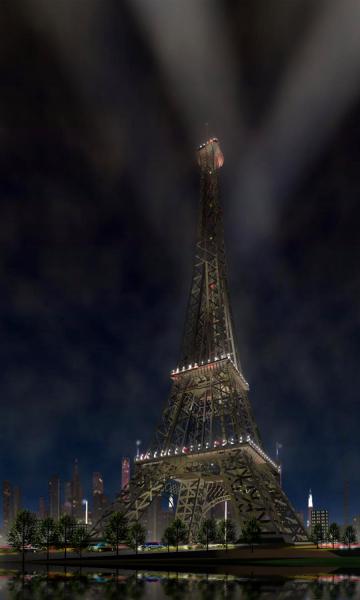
180, 137, 242, 374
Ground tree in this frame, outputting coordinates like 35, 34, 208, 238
312, 523, 323, 548
104, 512, 128, 557
57, 515, 76, 560
72, 524, 90, 558
127, 521, 146, 555
37, 517, 59, 561
162, 525, 175, 552
242, 518, 261, 552
343, 525, 356, 550
170, 518, 188, 552
198, 517, 217, 551
8, 509, 38, 569
328, 522, 340, 549
218, 518, 236, 551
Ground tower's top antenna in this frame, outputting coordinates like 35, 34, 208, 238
197, 137, 224, 172
308, 489, 313, 508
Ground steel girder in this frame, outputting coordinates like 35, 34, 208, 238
180, 168, 241, 373
92, 447, 306, 542
151, 359, 261, 453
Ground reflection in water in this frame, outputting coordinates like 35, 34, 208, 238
1, 569, 360, 599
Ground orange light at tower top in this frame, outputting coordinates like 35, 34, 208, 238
197, 137, 224, 173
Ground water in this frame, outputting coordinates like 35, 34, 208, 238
0, 568, 359, 599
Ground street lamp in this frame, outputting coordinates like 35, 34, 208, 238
82, 499, 88, 525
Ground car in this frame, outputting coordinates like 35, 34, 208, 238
140, 542, 165, 551
24, 545, 43, 553
88, 542, 113, 553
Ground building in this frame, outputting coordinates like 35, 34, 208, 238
3, 482, 22, 530
307, 489, 313, 529
71, 459, 83, 520
39, 497, 47, 519
311, 509, 329, 536
295, 511, 305, 527
141, 495, 173, 542
344, 480, 349, 527
49, 475, 60, 521
121, 458, 130, 490
353, 515, 360, 540
63, 481, 72, 516
92, 472, 107, 525
2, 481, 12, 532
93, 471, 104, 496
12, 486, 21, 521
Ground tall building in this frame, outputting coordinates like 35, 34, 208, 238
92, 472, 106, 525
49, 475, 60, 521
98, 139, 306, 543
63, 481, 72, 516
311, 509, 329, 536
2, 481, 12, 532
307, 489, 313, 529
12, 486, 21, 520
71, 459, 83, 520
140, 495, 172, 542
344, 480, 349, 527
295, 511, 305, 527
93, 472, 104, 496
353, 515, 360, 540
39, 497, 47, 519
121, 458, 130, 490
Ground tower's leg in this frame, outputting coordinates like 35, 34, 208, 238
175, 478, 207, 540
219, 450, 307, 542
93, 462, 172, 535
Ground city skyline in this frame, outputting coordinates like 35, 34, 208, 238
2, 3, 360, 526
2, 464, 343, 531
2, 457, 130, 528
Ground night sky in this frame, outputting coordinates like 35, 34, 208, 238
1, 1, 360, 525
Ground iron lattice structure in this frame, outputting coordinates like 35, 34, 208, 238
96, 138, 306, 543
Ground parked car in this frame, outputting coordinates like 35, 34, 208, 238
140, 542, 165, 551
88, 542, 113, 553
24, 545, 43, 553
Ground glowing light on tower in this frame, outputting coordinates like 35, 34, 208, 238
307, 489, 313, 528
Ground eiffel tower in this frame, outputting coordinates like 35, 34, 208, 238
98, 138, 306, 543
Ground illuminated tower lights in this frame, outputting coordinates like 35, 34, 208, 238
307, 489, 313, 528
